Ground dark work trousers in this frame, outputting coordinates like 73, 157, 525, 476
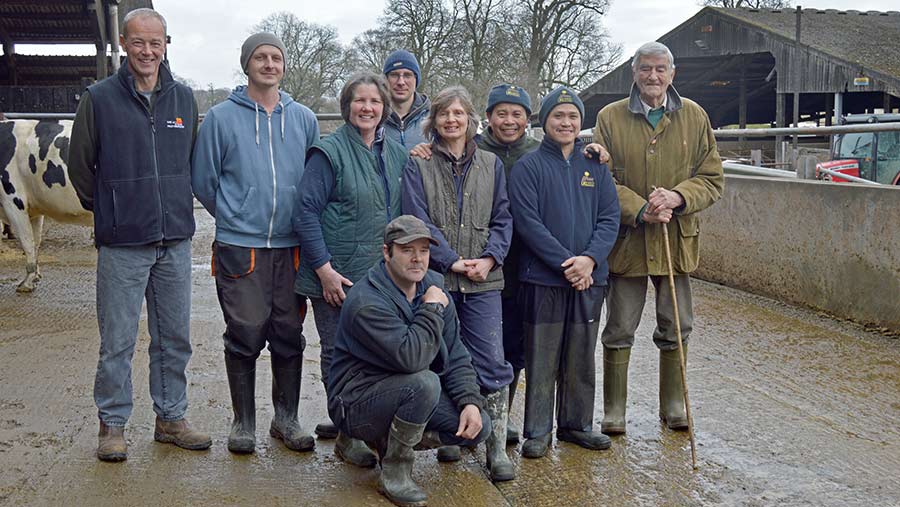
521, 282, 606, 439
335, 370, 491, 447
310, 298, 340, 389
451, 290, 514, 394
601, 274, 693, 351
213, 242, 307, 361
501, 293, 525, 370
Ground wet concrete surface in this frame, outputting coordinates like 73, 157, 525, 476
1, 212, 898, 506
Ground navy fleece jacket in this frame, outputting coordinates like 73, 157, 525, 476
508, 138, 620, 287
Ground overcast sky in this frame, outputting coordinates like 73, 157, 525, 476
15, 0, 900, 89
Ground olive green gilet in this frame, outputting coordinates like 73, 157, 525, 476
294, 124, 407, 297
416, 148, 504, 293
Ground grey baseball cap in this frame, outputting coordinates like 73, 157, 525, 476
384, 215, 438, 246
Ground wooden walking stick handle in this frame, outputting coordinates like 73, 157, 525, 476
661, 221, 699, 470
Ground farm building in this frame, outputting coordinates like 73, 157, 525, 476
1, 0, 152, 113
580, 7, 900, 129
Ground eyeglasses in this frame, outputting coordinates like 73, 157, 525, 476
387, 71, 416, 82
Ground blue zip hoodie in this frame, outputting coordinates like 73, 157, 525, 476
508, 138, 620, 287
191, 86, 319, 248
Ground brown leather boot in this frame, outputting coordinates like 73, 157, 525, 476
154, 417, 212, 450
97, 421, 127, 462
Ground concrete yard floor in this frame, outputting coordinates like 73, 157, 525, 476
1, 212, 898, 506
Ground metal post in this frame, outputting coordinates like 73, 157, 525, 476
775, 92, 785, 165
739, 61, 747, 144
834, 92, 843, 124
792, 6, 802, 153
109, 3, 120, 72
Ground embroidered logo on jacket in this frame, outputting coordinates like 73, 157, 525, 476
166, 117, 185, 129
581, 171, 595, 187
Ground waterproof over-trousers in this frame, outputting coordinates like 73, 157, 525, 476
521, 283, 606, 440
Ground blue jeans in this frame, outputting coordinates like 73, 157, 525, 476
94, 240, 193, 426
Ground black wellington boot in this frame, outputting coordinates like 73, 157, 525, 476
378, 416, 428, 507
659, 345, 689, 431
270, 354, 315, 452
506, 369, 522, 445
225, 354, 257, 454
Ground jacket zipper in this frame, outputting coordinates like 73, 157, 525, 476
266, 112, 277, 248
149, 113, 165, 237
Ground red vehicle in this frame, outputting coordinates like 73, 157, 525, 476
817, 114, 900, 185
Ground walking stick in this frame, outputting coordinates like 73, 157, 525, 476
660, 221, 698, 470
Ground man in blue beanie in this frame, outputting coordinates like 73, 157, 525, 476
383, 49, 431, 150
508, 85, 620, 459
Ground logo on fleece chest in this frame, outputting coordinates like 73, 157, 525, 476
580, 171, 595, 188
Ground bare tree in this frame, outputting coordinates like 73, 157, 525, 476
253, 12, 350, 110
516, 0, 618, 108
379, 0, 461, 93
455, 0, 520, 110
700, 0, 791, 8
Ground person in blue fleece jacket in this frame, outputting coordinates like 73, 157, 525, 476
191, 33, 319, 455
508, 86, 620, 459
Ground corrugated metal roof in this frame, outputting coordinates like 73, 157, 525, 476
0, 0, 154, 44
716, 8, 900, 82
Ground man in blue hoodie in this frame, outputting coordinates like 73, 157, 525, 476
383, 50, 431, 150
191, 33, 320, 455
508, 86, 620, 459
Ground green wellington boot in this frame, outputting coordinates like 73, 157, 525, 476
378, 416, 429, 507
601, 347, 631, 435
659, 346, 689, 431
484, 387, 515, 481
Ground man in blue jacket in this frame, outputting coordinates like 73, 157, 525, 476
383, 50, 431, 150
69, 8, 211, 462
508, 87, 620, 459
328, 215, 490, 506
191, 33, 320, 454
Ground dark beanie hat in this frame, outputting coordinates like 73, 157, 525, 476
382, 50, 421, 89
538, 86, 584, 127
486, 84, 532, 116
240, 33, 286, 74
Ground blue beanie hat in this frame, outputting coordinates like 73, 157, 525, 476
486, 84, 532, 116
383, 50, 421, 89
538, 86, 584, 127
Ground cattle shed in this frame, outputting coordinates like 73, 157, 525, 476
580, 7, 900, 129
1, 0, 152, 114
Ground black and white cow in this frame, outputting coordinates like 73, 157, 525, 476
0, 120, 92, 292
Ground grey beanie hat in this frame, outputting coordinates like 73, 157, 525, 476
240, 32, 286, 73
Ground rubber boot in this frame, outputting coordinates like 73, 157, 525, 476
378, 416, 428, 507
315, 422, 338, 439
506, 369, 521, 445
484, 387, 515, 481
336, 430, 377, 468
601, 347, 631, 435
556, 428, 611, 450
97, 421, 127, 462
436, 445, 460, 462
225, 355, 257, 453
659, 345, 689, 431
270, 354, 315, 452
521, 433, 551, 459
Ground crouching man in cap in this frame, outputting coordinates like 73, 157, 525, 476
328, 215, 491, 507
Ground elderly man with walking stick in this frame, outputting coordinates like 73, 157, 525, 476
587, 41, 724, 440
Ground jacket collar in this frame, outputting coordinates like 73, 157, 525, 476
539, 135, 584, 161
627, 83, 683, 116
389, 92, 430, 125
481, 128, 533, 153
117, 58, 175, 95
